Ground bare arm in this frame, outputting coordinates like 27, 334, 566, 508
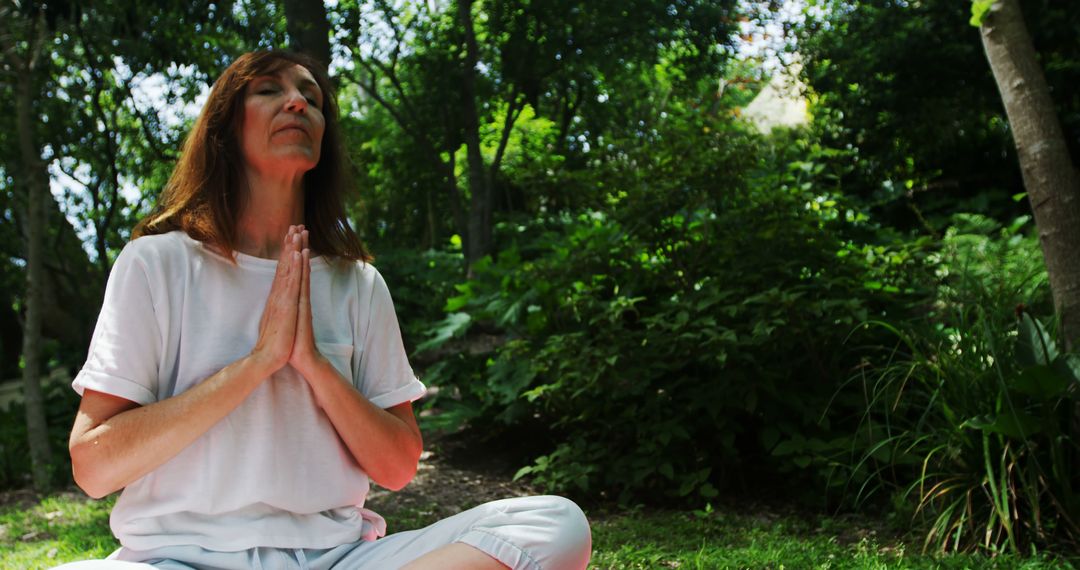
69, 355, 275, 499
290, 233, 423, 490
69, 227, 306, 499
300, 356, 422, 490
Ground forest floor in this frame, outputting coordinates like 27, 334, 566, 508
1, 430, 1076, 568
363, 429, 545, 528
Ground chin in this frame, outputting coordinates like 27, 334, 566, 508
274, 153, 320, 171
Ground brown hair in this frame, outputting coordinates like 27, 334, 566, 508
132, 50, 370, 264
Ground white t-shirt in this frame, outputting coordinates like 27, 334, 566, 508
72, 230, 426, 552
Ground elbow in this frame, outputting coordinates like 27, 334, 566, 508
378, 437, 423, 492
71, 463, 112, 499
379, 467, 417, 492
69, 441, 118, 499
76, 479, 112, 500
379, 476, 412, 492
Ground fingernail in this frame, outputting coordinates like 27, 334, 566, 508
293, 251, 300, 260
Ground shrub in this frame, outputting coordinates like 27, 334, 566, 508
829, 214, 1079, 553
416, 132, 916, 503
0, 375, 80, 490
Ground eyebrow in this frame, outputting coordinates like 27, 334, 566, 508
296, 78, 322, 95
252, 74, 322, 96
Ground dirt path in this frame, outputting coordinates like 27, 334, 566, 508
364, 430, 542, 524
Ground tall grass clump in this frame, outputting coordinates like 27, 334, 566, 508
838, 214, 1079, 553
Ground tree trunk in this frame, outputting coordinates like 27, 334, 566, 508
458, 0, 492, 266
15, 59, 54, 492
441, 147, 468, 247
980, 0, 1080, 349
283, 0, 331, 72
6, 188, 101, 348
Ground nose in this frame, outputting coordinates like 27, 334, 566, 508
284, 89, 307, 113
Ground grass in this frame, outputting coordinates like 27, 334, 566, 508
0, 492, 118, 568
1, 492, 1076, 569
586, 508, 1074, 570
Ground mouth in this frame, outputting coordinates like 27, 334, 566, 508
275, 125, 309, 136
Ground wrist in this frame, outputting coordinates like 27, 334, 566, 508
293, 351, 331, 380
247, 349, 284, 378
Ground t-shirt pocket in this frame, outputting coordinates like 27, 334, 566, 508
316, 341, 355, 384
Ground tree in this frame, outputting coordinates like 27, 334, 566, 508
283, 0, 331, 70
336, 0, 738, 264
975, 0, 1080, 349
797, 0, 1080, 231
2, 1, 55, 491
0, 0, 287, 489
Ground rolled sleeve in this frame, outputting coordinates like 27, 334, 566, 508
354, 266, 427, 409
72, 241, 162, 404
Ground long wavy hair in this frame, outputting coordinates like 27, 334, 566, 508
132, 50, 370, 264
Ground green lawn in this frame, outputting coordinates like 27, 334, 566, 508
1, 493, 1074, 569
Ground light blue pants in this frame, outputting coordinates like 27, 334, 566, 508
52, 495, 590, 570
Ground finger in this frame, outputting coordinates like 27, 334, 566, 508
289, 250, 303, 297
271, 250, 294, 298
281, 225, 297, 252
272, 244, 298, 305
273, 226, 297, 280
301, 248, 311, 308
296, 249, 313, 353
292, 232, 303, 255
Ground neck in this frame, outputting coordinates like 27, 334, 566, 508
234, 167, 306, 259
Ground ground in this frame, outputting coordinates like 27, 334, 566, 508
1, 431, 1076, 569
364, 430, 544, 528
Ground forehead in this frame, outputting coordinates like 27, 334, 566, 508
254, 63, 321, 90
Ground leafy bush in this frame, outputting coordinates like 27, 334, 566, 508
417, 126, 917, 503
828, 214, 1079, 553
367, 245, 466, 353
0, 375, 80, 490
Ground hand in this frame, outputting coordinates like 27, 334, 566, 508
289, 228, 325, 377
250, 225, 304, 373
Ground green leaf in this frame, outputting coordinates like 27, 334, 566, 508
760, 426, 781, 450
964, 412, 1043, 439
772, 437, 802, 456
486, 352, 537, 404
444, 295, 470, 312
415, 312, 472, 353
1016, 313, 1057, 367
1005, 215, 1031, 235
659, 463, 675, 480
970, 0, 995, 27
1008, 365, 1070, 400
1051, 353, 1080, 386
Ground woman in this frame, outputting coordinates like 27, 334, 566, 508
56, 50, 590, 570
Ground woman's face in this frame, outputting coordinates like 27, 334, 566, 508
239, 63, 326, 177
